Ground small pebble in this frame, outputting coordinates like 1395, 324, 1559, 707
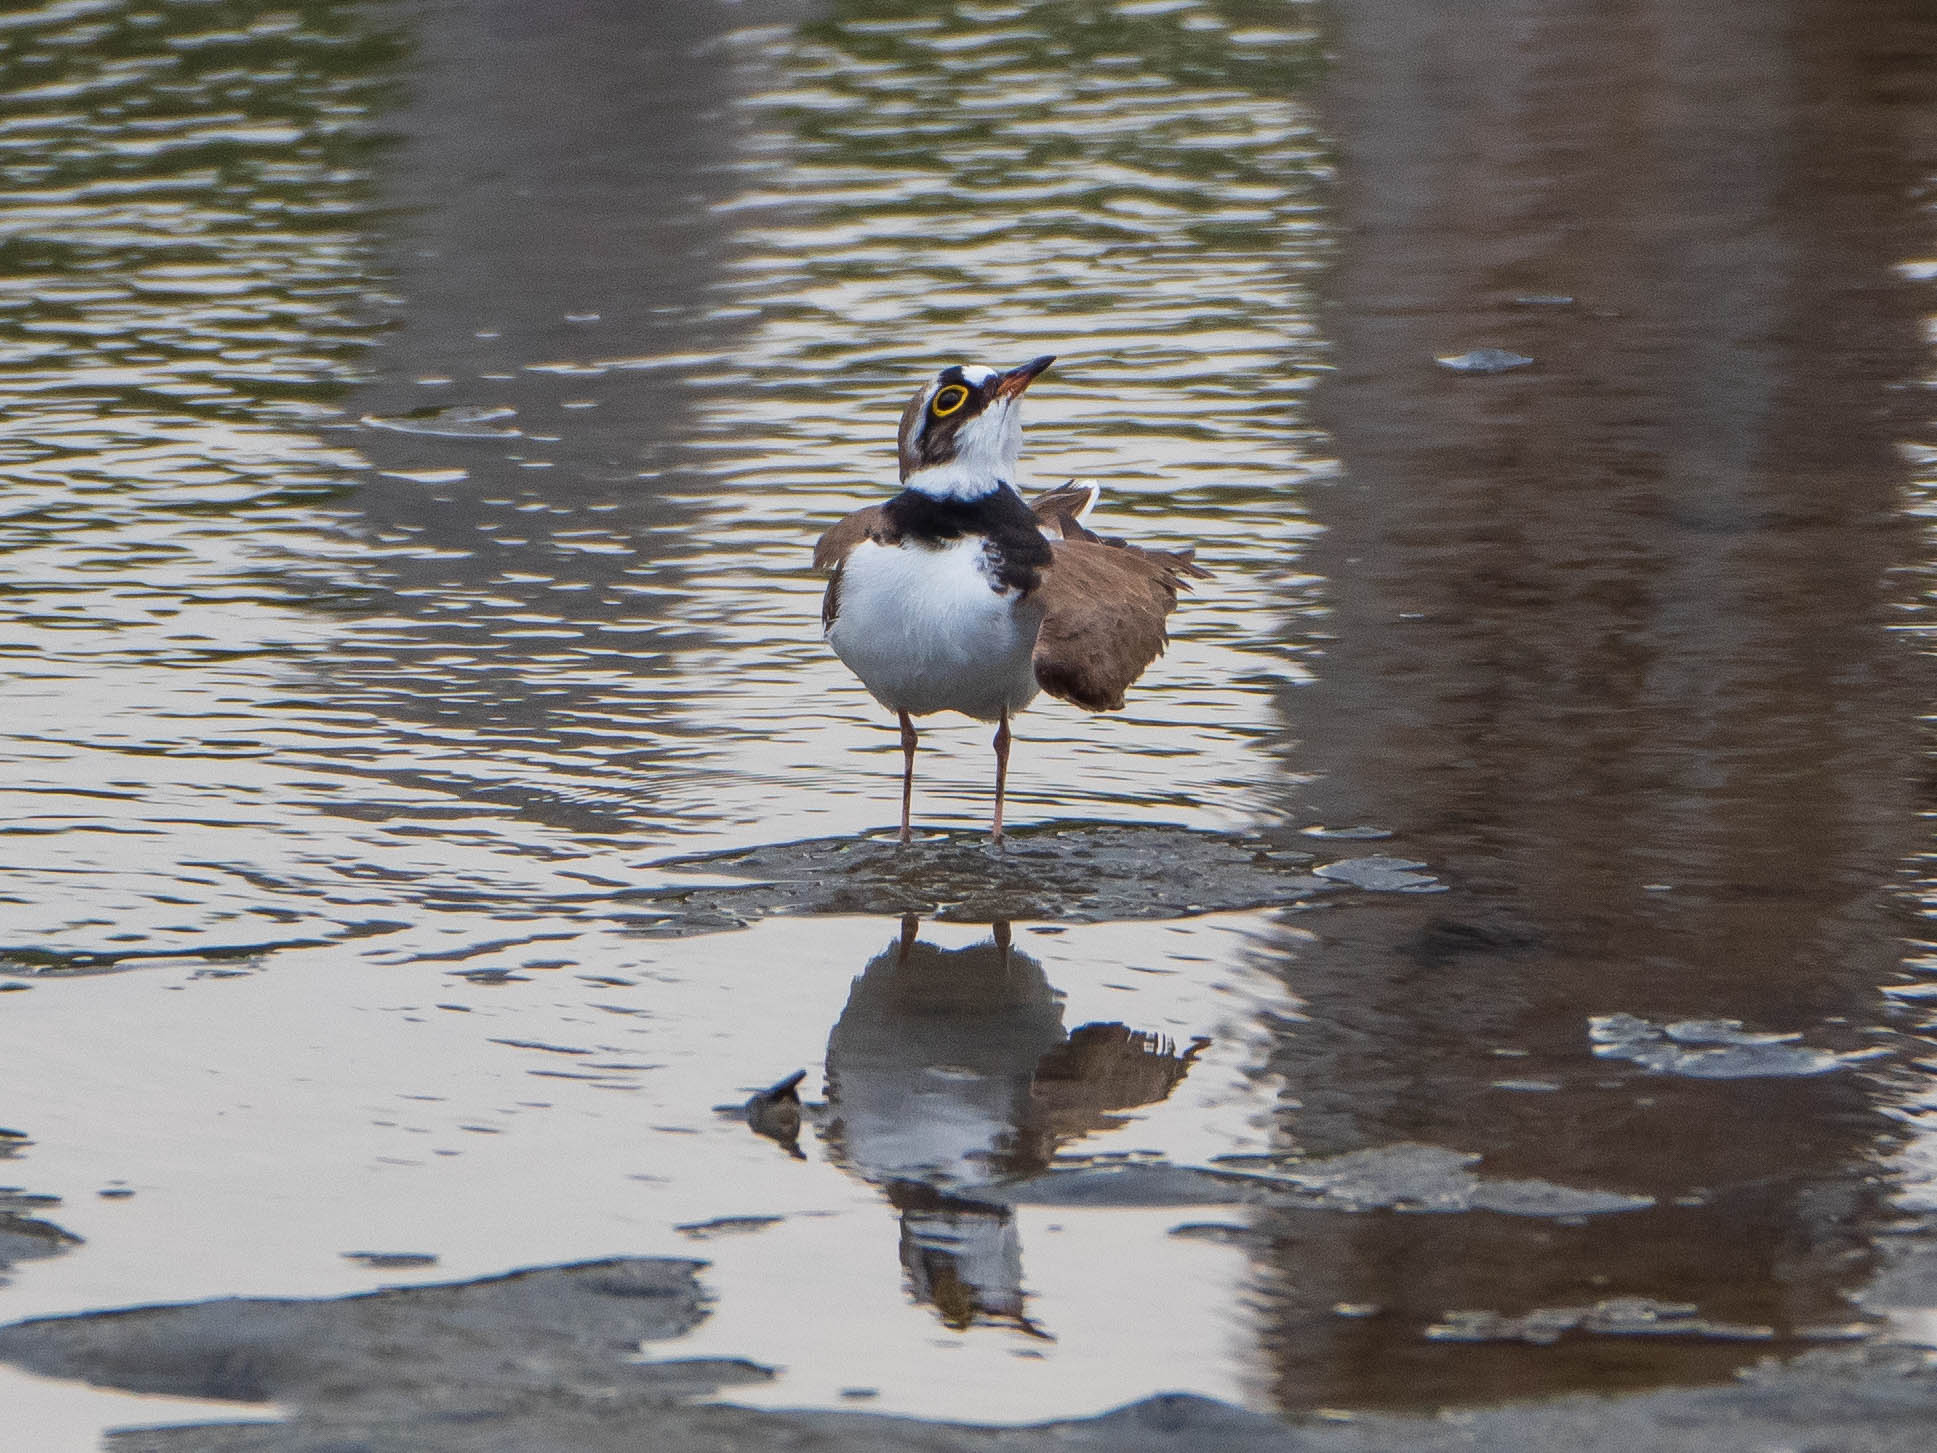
341, 1252, 439, 1269
1435, 347, 1534, 374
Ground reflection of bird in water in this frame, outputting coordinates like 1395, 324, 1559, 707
888, 1179, 1036, 1336
815, 356, 1208, 843
824, 919, 1060, 1194
763, 916, 1204, 1336
1018, 1021, 1206, 1166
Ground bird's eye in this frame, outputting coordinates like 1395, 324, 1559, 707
931, 385, 970, 418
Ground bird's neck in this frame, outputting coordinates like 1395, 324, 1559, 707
899, 459, 1018, 503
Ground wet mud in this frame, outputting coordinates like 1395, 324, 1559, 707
2, 1249, 1936, 1451
636, 824, 1363, 927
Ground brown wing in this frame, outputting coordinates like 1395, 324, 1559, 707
813, 505, 889, 572
1028, 537, 1206, 712
815, 505, 895, 631
1030, 482, 1214, 578
1029, 480, 1103, 541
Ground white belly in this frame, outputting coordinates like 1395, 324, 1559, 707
827, 537, 1044, 721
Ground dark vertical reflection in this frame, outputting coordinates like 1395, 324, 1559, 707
1256, 0, 1937, 1407
319, 0, 818, 834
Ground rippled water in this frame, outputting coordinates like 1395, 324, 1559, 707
3, 0, 1330, 965
2, 0, 1936, 1447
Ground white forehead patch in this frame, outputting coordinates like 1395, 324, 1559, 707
956, 364, 997, 385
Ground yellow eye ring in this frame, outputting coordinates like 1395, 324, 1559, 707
931, 385, 970, 417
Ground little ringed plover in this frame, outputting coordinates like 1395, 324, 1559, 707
815, 356, 1206, 844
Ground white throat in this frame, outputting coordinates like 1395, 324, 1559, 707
903, 458, 1021, 502
905, 396, 1023, 502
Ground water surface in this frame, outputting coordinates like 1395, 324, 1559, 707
1, 0, 1935, 1446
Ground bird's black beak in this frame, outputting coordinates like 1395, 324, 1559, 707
992, 354, 1054, 400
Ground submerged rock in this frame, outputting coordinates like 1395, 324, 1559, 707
0, 1257, 735, 1414
989, 1163, 1261, 1208
0, 1177, 80, 1290
1435, 347, 1534, 373
627, 823, 1344, 928
3, 1259, 1935, 1451
340, 1251, 438, 1270
1311, 855, 1443, 892
986, 1143, 1650, 1220
0, 1209, 80, 1281
1588, 1013, 1882, 1079
1426, 1297, 1776, 1346
1271, 1143, 1653, 1218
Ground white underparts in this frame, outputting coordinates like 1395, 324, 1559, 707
827, 536, 1044, 722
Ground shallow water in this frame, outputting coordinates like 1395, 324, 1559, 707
1, 0, 1936, 1446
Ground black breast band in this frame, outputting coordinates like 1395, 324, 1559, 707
881, 486, 1053, 593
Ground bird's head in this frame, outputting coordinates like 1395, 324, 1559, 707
895, 355, 1054, 500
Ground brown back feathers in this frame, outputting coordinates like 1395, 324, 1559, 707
1028, 535, 1205, 712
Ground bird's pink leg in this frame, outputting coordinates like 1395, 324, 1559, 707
898, 711, 917, 845
991, 709, 1011, 848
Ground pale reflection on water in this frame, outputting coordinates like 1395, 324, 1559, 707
0, 0, 1935, 1444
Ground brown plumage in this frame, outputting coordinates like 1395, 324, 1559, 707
815, 482, 1208, 712
813, 504, 883, 632
1029, 532, 1206, 711
811, 504, 887, 574
1025, 480, 1103, 541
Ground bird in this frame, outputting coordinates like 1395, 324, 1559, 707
814, 356, 1207, 844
